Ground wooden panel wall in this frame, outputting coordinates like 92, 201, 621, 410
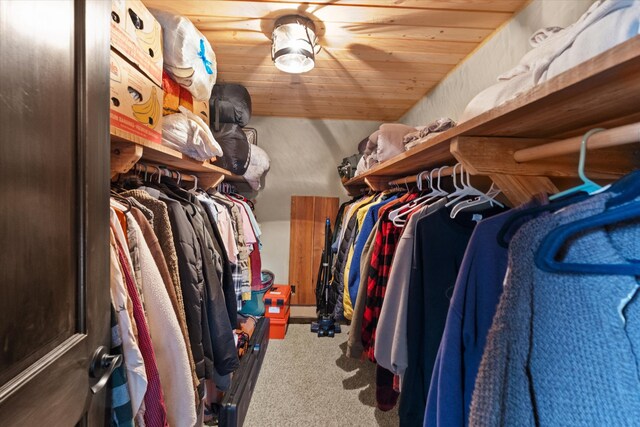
289, 196, 339, 305
143, 0, 528, 120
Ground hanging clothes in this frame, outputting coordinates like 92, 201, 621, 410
333, 194, 378, 320
109, 227, 147, 423
126, 212, 196, 427
361, 191, 419, 360
346, 193, 400, 315
347, 220, 380, 358
399, 204, 504, 426
129, 206, 199, 400
211, 193, 251, 301
109, 303, 135, 427
470, 190, 640, 426
423, 196, 546, 427
375, 198, 446, 385
113, 219, 169, 427
122, 190, 194, 379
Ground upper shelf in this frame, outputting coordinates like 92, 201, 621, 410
344, 35, 640, 193
111, 137, 245, 188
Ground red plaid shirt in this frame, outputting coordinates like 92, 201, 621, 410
361, 192, 418, 362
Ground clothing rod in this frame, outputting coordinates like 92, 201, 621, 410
388, 166, 455, 186
513, 122, 640, 163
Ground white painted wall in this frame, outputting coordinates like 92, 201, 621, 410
401, 0, 595, 126
249, 116, 380, 283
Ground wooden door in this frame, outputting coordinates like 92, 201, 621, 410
0, 1, 111, 425
289, 196, 339, 305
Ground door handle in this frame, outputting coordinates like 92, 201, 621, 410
89, 346, 123, 394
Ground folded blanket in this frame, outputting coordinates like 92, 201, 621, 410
498, 0, 634, 85
402, 118, 456, 145
544, 0, 640, 81
461, 0, 638, 122
364, 130, 380, 156
376, 123, 416, 163
405, 132, 445, 152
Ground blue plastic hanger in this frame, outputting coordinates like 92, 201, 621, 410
549, 128, 605, 201
534, 199, 640, 275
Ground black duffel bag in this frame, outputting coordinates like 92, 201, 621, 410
211, 123, 251, 175
211, 84, 252, 127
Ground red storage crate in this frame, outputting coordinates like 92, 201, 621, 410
269, 306, 290, 340
263, 285, 291, 320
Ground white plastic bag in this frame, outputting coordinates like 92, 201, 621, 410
162, 106, 223, 161
243, 145, 270, 190
150, 8, 217, 101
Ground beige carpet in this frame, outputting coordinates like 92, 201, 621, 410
244, 323, 399, 427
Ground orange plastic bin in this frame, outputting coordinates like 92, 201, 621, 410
264, 285, 291, 339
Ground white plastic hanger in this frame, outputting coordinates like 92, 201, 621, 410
390, 166, 449, 227
445, 164, 484, 207
449, 181, 504, 218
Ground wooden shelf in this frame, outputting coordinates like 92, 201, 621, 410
345, 36, 640, 203
111, 137, 245, 189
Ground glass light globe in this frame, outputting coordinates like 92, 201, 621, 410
272, 16, 318, 74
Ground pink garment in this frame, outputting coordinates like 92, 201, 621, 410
248, 243, 262, 291
215, 203, 239, 263
116, 241, 169, 427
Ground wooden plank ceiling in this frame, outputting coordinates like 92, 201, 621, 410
143, 0, 528, 121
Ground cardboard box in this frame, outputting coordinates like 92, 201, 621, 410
111, 0, 163, 86
110, 50, 163, 145
193, 99, 210, 126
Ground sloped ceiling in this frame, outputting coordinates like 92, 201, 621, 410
144, 0, 529, 121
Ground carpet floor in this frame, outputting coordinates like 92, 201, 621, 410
243, 323, 399, 427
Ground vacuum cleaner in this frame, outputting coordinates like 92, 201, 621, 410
311, 218, 341, 337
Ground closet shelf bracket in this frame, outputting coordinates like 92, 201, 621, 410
488, 174, 558, 206
111, 140, 143, 178
364, 176, 395, 192
451, 136, 637, 180
199, 173, 226, 189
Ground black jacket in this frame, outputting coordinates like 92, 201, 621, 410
199, 198, 238, 329
160, 194, 209, 398
159, 179, 239, 376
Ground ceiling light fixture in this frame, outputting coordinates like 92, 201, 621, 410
271, 15, 320, 74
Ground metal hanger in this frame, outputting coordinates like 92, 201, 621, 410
109, 189, 132, 214
189, 174, 199, 192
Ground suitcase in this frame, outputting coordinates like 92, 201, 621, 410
219, 317, 270, 427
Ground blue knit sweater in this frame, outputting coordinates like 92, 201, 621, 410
470, 192, 640, 426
